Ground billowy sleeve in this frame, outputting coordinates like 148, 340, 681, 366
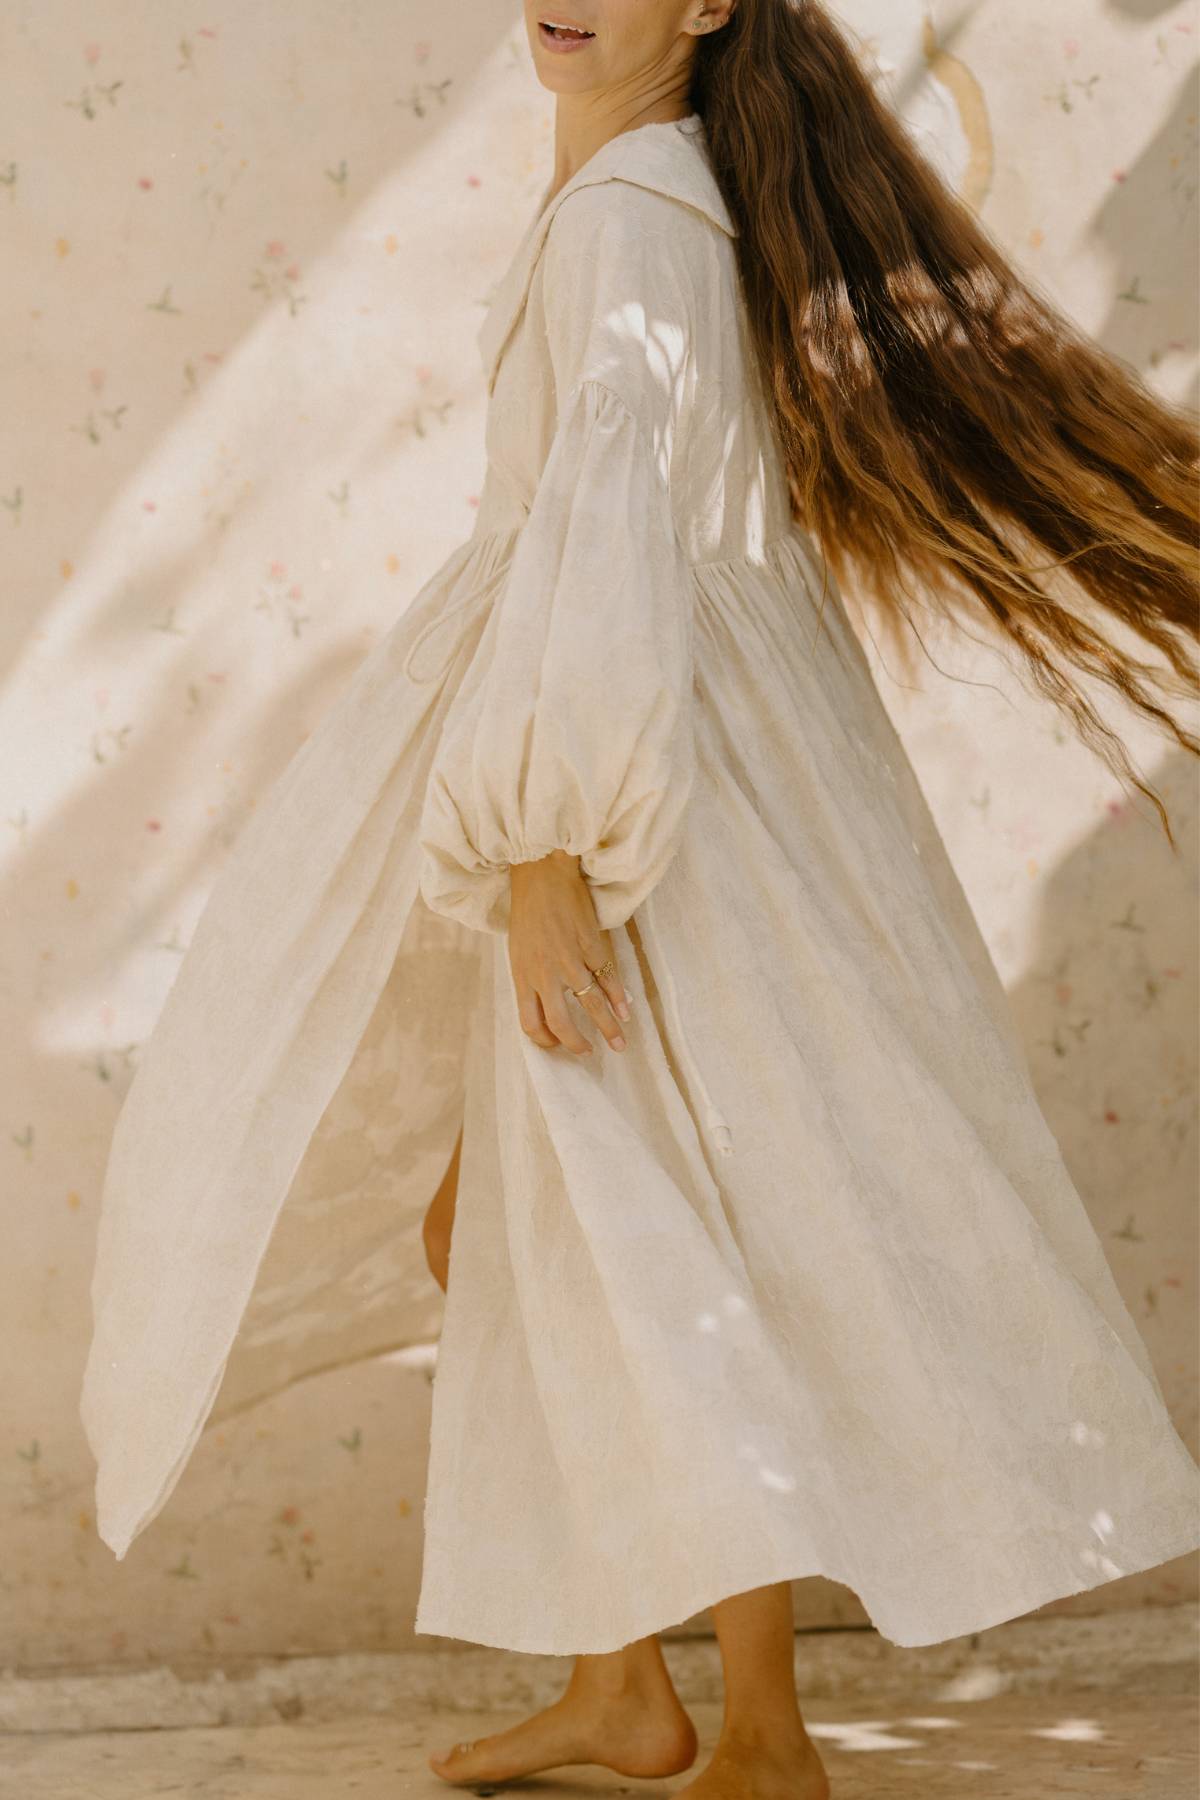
417, 184, 698, 936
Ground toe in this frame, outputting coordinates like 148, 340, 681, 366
428, 1743, 464, 1771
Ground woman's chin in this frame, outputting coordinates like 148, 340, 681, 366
532, 63, 596, 94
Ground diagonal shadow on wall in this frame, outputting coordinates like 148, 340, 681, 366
1007, 746, 1199, 1482
1082, 52, 1199, 409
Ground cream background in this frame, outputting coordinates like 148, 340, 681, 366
3, 1, 1196, 1666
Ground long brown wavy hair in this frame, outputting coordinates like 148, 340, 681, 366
691, 0, 1199, 840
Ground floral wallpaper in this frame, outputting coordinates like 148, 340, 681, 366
4, 1, 1196, 1667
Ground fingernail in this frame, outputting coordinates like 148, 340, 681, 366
612, 1034, 626, 1051
615, 999, 631, 1021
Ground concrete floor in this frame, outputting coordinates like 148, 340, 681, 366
4, 1689, 1197, 1799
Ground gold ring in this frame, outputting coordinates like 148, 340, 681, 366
570, 954, 616, 1001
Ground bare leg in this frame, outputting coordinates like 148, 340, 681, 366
422, 1131, 697, 1785
420, 1123, 462, 1293
677, 1582, 830, 1798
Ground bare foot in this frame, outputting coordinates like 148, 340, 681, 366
676, 1724, 831, 1799
428, 1677, 698, 1786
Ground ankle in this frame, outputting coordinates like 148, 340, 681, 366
720, 1710, 812, 1754
569, 1640, 670, 1703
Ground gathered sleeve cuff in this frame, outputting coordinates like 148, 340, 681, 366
417, 185, 698, 937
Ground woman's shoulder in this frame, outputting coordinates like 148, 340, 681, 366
479, 130, 731, 396
540, 176, 731, 323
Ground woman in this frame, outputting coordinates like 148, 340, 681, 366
82, 4, 1199, 1798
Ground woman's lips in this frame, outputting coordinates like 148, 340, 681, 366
538, 21, 596, 53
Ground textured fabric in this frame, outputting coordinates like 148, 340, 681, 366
418, 380, 695, 937
81, 114, 1199, 1652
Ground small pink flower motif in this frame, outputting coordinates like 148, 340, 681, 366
1062, 38, 1080, 59
1105, 797, 1127, 817
100, 1003, 116, 1029
466, 174, 481, 189
1054, 982, 1072, 1005
467, 494, 479, 508
284, 264, 300, 281
414, 41, 431, 63
265, 239, 286, 260
138, 177, 154, 191
146, 818, 162, 832
300, 1528, 316, 1544
95, 686, 109, 710
278, 1504, 300, 1526
199, 25, 219, 38
1112, 169, 1127, 184
221, 1612, 241, 1625
1163, 1275, 1183, 1288
203, 350, 223, 364
269, 559, 286, 579
1164, 967, 1182, 979
89, 368, 106, 391
416, 364, 433, 385
142, 500, 157, 513
287, 583, 302, 599
1103, 1108, 1119, 1124
206, 670, 228, 684
84, 41, 102, 65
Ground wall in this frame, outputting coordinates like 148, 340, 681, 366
3, 0, 1195, 1668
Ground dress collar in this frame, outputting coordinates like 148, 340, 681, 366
476, 112, 737, 396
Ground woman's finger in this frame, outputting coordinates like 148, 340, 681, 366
565, 943, 627, 1053
588, 933, 631, 1024
539, 980, 594, 1056
515, 983, 559, 1050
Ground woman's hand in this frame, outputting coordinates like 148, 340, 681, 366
508, 849, 632, 1055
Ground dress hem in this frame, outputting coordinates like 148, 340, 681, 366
412, 1522, 1200, 1658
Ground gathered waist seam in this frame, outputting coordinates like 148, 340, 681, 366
691, 527, 811, 574
468, 514, 814, 577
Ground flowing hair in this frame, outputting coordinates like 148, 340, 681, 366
691, 0, 1199, 839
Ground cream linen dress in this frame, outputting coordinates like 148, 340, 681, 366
81, 112, 1199, 1654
